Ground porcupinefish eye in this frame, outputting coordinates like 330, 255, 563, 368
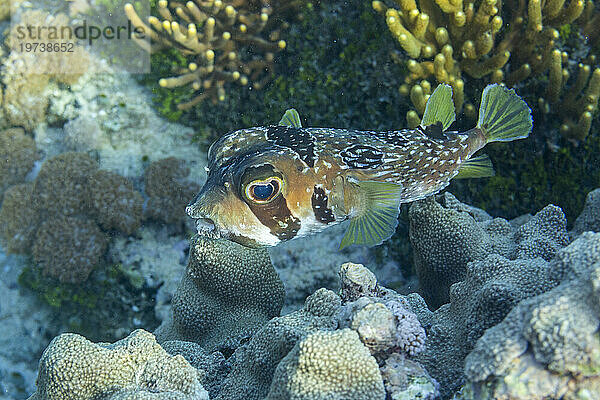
244, 177, 283, 204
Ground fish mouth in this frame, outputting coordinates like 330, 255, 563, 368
194, 217, 222, 239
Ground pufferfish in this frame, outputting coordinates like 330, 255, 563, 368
186, 84, 533, 249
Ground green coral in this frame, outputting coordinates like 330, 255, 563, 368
215, 288, 341, 400
18, 263, 159, 342
462, 233, 600, 399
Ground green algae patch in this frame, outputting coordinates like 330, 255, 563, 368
18, 263, 159, 342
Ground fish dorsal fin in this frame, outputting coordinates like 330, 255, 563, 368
420, 83, 455, 131
279, 109, 302, 128
455, 154, 495, 179
339, 181, 402, 249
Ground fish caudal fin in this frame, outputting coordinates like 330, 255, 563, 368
421, 83, 456, 131
477, 84, 533, 143
339, 181, 402, 249
455, 154, 495, 179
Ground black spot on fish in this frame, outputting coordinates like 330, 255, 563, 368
245, 193, 301, 241
340, 144, 384, 169
266, 126, 316, 167
311, 186, 335, 224
422, 121, 445, 140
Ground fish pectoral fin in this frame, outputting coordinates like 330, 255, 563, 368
420, 83, 456, 131
278, 109, 302, 128
455, 154, 495, 179
339, 181, 402, 249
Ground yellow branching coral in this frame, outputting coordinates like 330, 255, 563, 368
375, 0, 600, 140
125, 0, 295, 109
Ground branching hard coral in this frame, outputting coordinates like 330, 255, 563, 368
144, 157, 200, 227
27, 329, 209, 400
32, 215, 108, 284
87, 170, 143, 235
374, 0, 600, 140
155, 235, 284, 351
124, 0, 295, 109
266, 329, 386, 400
0, 128, 39, 197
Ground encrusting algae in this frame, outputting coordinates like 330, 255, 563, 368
374, 0, 600, 141
124, 0, 297, 109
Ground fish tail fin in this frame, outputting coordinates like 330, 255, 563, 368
477, 84, 533, 143
339, 181, 402, 249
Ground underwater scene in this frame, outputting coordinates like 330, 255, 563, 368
0, 0, 599, 399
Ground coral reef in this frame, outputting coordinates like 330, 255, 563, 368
380, 353, 439, 399
32, 215, 108, 284
404, 193, 600, 398
125, 0, 295, 108
269, 223, 379, 312
161, 340, 228, 398
1, 9, 90, 131
143, 0, 407, 147
0, 183, 38, 254
43, 67, 209, 179
461, 232, 600, 399
27, 329, 208, 400
373, 0, 600, 139
265, 329, 386, 400
144, 157, 200, 227
415, 251, 560, 397
155, 235, 285, 351
32, 152, 98, 217
572, 187, 600, 236
408, 192, 569, 308
0, 128, 39, 197
108, 226, 190, 322
214, 287, 341, 400
336, 263, 427, 358
86, 169, 144, 235
0, 152, 145, 284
